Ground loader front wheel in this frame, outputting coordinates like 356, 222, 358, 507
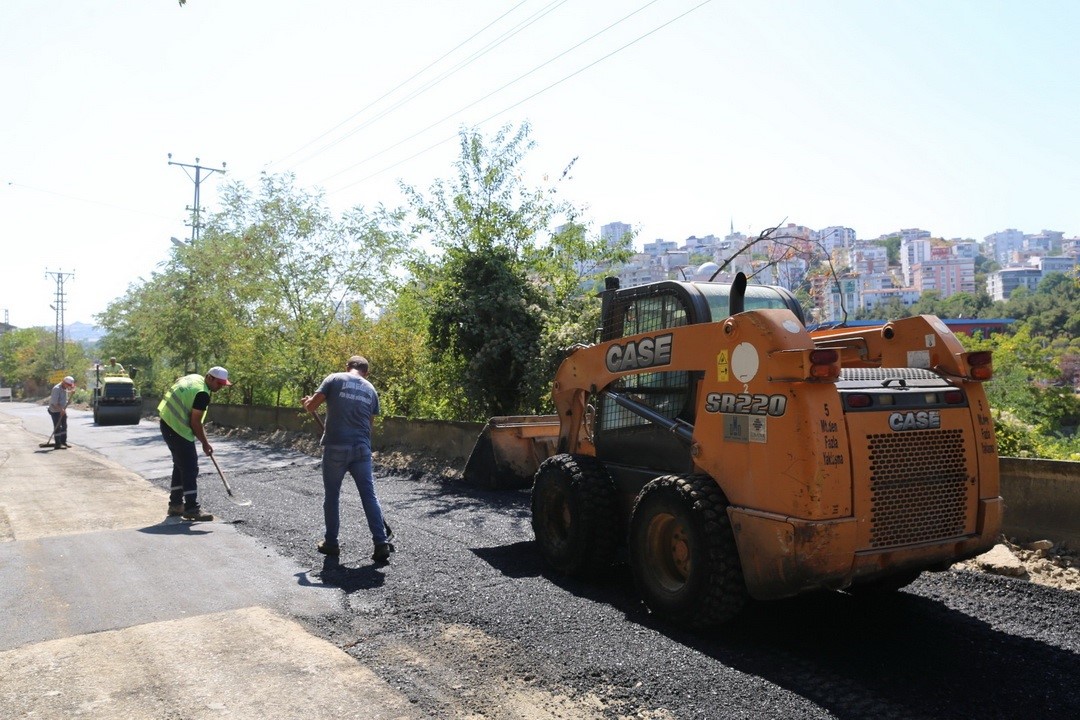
531, 454, 618, 577
629, 475, 747, 629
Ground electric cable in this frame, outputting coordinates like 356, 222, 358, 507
326, 0, 711, 194
284, 0, 569, 172
268, 0, 532, 171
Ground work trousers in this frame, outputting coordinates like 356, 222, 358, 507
321, 443, 388, 546
47, 410, 67, 446
160, 420, 200, 508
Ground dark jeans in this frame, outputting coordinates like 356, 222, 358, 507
160, 420, 200, 508
322, 443, 388, 546
47, 410, 67, 446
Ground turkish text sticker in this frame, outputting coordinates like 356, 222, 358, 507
749, 416, 767, 443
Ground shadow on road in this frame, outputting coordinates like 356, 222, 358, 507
504, 554, 1080, 719
137, 520, 213, 536
309, 556, 387, 593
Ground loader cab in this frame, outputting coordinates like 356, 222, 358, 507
598, 277, 805, 341
593, 277, 805, 476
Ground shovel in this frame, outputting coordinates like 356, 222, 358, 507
209, 453, 252, 506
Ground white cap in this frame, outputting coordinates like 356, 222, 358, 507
63, 376, 75, 385
207, 366, 232, 386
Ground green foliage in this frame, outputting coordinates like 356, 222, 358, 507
875, 236, 901, 265
1001, 272, 1080, 339
965, 324, 1080, 459
399, 123, 627, 420
95, 172, 410, 404
0, 327, 89, 398
427, 247, 543, 418
910, 290, 991, 319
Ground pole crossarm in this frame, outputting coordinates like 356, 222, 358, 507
168, 153, 227, 243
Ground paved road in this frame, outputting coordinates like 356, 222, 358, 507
0, 403, 420, 719
4, 401, 313, 482
3, 401, 1079, 719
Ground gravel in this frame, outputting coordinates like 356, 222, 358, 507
194, 423, 1080, 719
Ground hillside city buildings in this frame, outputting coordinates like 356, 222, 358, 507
602, 222, 1080, 324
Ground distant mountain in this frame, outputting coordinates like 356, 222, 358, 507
66, 322, 105, 343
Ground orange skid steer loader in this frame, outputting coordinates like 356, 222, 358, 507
466, 274, 1002, 628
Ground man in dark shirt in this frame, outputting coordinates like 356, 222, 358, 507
302, 355, 393, 563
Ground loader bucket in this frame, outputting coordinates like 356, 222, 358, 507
462, 415, 560, 489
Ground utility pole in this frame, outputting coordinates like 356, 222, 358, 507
45, 268, 74, 370
168, 154, 226, 244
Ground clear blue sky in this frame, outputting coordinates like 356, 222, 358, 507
3, 0, 1077, 327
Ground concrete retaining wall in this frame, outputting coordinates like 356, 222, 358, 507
205, 403, 1079, 547
205, 403, 484, 463
999, 458, 1080, 547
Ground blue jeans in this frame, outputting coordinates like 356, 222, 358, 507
322, 444, 387, 546
160, 420, 200, 508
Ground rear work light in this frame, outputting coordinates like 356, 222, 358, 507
846, 393, 872, 408
809, 349, 840, 379
966, 351, 993, 380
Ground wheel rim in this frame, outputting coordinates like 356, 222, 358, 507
644, 512, 691, 592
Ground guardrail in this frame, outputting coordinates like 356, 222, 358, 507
205, 403, 1080, 548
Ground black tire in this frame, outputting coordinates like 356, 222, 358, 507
531, 453, 618, 577
845, 569, 922, 596
628, 475, 747, 629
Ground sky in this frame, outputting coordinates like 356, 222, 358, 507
2, 0, 1078, 328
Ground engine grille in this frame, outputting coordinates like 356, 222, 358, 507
842, 367, 941, 382
866, 428, 969, 548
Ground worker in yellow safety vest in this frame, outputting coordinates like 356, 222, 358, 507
157, 366, 232, 521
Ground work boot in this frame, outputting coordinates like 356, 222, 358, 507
372, 543, 392, 564
181, 506, 214, 522
167, 503, 184, 517
61, 443, 71, 449
317, 540, 340, 556
54, 443, 65, 450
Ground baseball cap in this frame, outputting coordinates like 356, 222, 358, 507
207, 366, 232, 386
63, 376, 75, 385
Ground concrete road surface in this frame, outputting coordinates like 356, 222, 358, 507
0, 404, 422, 719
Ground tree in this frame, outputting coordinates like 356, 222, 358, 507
875, 236, 901, 266
0, 328, 53, 396
399, 123, 629, 419
96, 173, 410, 403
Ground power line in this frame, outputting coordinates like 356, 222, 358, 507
285, 0, 570, 173
327, 0, 711, 194
321, 0, 668, 187
5, 182, 174, 220
267, 0, 534, 171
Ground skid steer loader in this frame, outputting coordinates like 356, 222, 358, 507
468, 273, 1002, 628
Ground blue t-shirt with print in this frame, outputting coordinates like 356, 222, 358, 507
316, 371, 379, 450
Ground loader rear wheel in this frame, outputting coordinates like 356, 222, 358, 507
531, 454, 618, 577
629, 475, 747, 629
